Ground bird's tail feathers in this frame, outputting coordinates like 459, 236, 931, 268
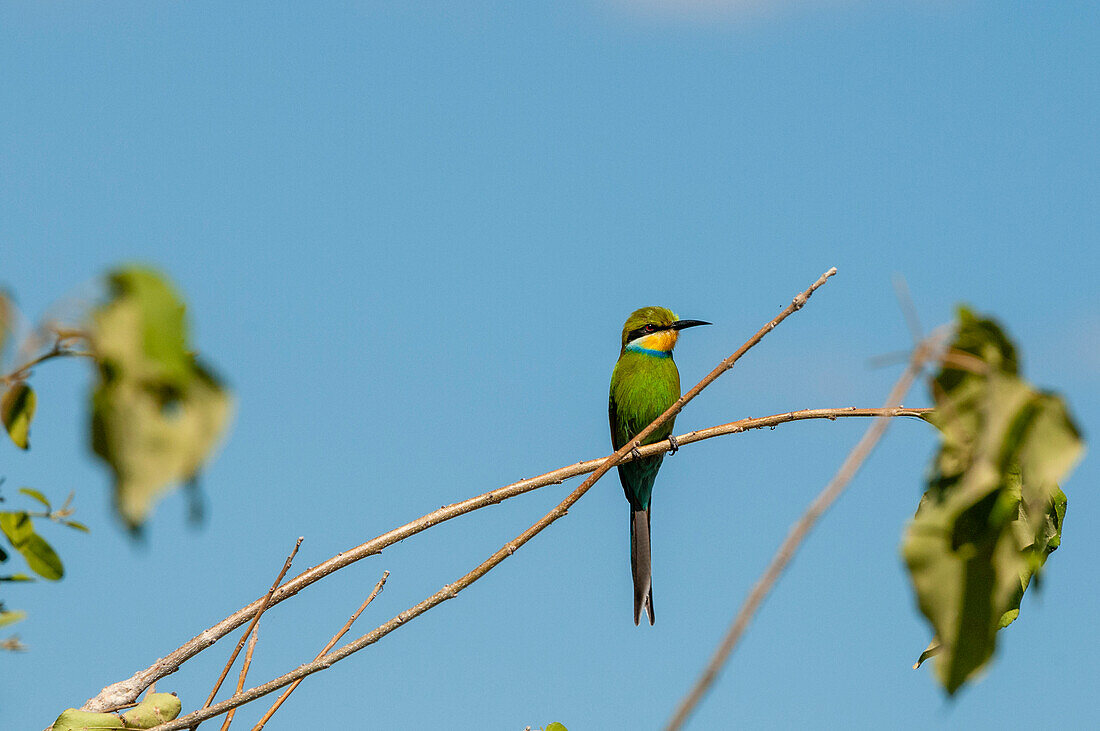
630, 508, 655, 626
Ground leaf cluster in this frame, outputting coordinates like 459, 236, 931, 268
0, 488, 88, 636
0, 267, 231, 642
903, 307, 1083, 693
89, 268, 233, 529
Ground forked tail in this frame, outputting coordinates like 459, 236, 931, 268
630, 508, 655, 625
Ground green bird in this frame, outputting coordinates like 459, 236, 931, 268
609, 307, 710, 625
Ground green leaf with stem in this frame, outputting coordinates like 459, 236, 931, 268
0, 511, 64, 580
17, 487, 51, 511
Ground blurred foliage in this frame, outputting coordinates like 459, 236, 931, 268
1, 267, 230, 645
89, 268, 232, 529
2, 269, 232, 531
903, 307, 1083, 694
2, 382, 36, 449
0, 488, 88, 648
1, 511, 63, 580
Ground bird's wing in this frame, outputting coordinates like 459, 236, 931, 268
609, 392, 624, 450
609, 392, 637, 451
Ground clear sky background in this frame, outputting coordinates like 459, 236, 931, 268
2, 2, 1098, 729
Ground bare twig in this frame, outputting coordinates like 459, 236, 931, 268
668, 407, 930, 446
82, 404, 933, 715
1, 339, 93, 386
891, 273, 924, 344
144, 267, 839, 730
664, 330, 948, 731
197, 538, 303, 724
251, 571, 390, 731
80, 405, 923, 714
220, 628, 260, 731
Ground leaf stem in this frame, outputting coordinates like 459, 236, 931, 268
1, 333, 93, 386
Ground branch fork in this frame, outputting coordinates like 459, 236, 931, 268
80, 268, 872, 729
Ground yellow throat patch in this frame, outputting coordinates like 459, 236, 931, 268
631, 329, 679, 353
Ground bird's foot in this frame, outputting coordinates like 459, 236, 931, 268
630, 446, 642, 462
667, 434, 679, 454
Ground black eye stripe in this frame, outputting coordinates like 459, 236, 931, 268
627, 324, 667, 341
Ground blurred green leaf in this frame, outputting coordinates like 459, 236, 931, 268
999, 484, 1066, 630
0, 609, 26, 627
90, 267, 233, 529
99, 268, 191, 387
903, 307, 1083, 694
119, 692, 182, 728
0, 574, 34, 582
0, 510, 33, 545
17, 487, 51, 511
63, 519, 90, 533
545, 724, 569, 731
49, 709, 124, 731
19, 533, 63, 580
1, 382, 36, 450
913, 639, 941, 669
0, 510, 64, 580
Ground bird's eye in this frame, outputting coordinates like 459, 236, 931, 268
644, 324, 655, 332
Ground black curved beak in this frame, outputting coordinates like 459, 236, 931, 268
670, 319, 711, 331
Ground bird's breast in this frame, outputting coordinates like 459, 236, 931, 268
610, 354, 681, 444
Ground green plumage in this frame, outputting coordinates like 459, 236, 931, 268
609, 350, 680, 511
608, 306, 708, 626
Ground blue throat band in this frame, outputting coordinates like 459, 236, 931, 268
625, 344, 672, 358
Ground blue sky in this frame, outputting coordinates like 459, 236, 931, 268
2, 1, 1098, 728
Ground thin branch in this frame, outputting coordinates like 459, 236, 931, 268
145, 267, 839, 730
197, 538, 303, 723
82, 407, 921, 714
891, 273, 924, 344
50, 327, 90, 344
1, 342, 94, 386
220, 628, 260, 731
671, 407, 930, 446
251, 571, 390, 731
80, 404, 929, 715
84, 273, 863, 716
664, 330, 948, 731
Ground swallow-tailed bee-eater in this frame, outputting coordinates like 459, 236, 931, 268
609, 307, 710, 625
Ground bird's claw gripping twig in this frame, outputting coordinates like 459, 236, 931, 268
667, 434, 679, 454
630, 446, 642, 462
